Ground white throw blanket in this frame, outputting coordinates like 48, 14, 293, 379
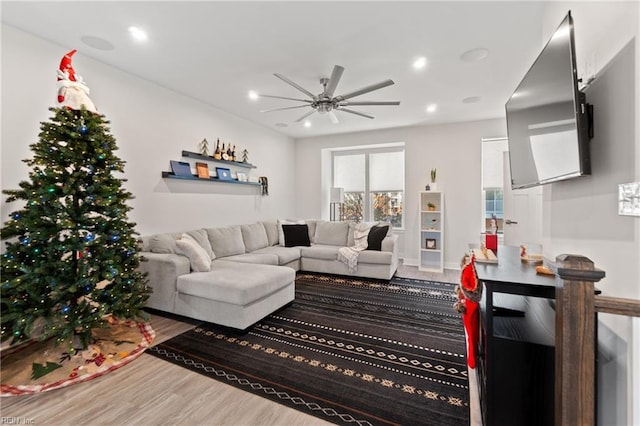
337, 222, 376, 273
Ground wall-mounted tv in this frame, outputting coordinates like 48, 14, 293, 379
505, 11, 592, 190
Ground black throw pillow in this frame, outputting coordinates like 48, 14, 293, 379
282, 224, 311, 247
367, 225, 389, 251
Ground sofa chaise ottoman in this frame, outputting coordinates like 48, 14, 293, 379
174, 260, 294, 329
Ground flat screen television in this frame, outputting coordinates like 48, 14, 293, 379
505, 11, 592, 190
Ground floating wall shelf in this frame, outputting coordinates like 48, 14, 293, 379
161, 172, 261, 186
161, 149, 261, 188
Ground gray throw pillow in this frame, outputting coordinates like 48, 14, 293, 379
186, 229, 215, 259
175, 234, 211, 272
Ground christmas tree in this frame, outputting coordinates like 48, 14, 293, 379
1, 50, 150, 351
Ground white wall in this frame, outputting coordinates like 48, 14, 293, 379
1, 25, 296, 236
539, 3, 640, 425
294, 119, 507, 268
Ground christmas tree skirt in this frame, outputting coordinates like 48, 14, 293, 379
1, 317, 154, 396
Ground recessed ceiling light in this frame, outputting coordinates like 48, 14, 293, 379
81, 35, 114, 51
128, 26, 148, 42
426, 104, 437, 113
413, 56, 427, 70
248, 90, 259, 100
462, 96, 481, 104
460, 48, 489, 62
304, 121, 311, 128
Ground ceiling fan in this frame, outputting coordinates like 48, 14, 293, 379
258, 65, 400, 124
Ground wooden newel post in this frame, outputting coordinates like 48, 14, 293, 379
554, 254, 605, 426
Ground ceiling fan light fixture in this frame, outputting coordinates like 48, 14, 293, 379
248, 90, 259, 100
304, 121, 312, 127
260, 65, 399, 123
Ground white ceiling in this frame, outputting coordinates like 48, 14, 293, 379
1, 1, 550, 139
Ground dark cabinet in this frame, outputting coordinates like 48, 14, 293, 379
475, 247, 556, 426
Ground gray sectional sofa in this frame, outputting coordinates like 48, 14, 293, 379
138, 219, 398, 329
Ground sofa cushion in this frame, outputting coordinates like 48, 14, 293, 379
253, 246, 301, 265
177, 260, 294, 306
305, 219, 317, 244
175, 234, 212, 272
358, 250, 393, 264
206, 225, 246, 258
367, 225, 390, 251
314, 221, 349, 246
241, 223, 269, 252
277, 219, 305, 246
221, 253, 279, 265
260, 220, 279, 246
300, 245, 340, 260
186, 229, 215, 259
282, 224, 311, 247
149, 233, 180, 254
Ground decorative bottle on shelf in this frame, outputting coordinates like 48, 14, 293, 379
213, 138, 222, 160
222, 142, 230, 161
226, 144, 233, 161
232, 145, 237, 162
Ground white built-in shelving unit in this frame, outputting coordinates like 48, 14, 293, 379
419, 191, 444, 272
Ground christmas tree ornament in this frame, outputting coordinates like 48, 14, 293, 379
56, 49, 98, 113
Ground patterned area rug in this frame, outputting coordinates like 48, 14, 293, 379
148, 273, 468, 425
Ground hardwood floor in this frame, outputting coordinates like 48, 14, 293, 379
1, 315, 328, 426
1, 265, 478, 425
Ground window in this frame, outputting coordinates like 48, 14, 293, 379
333, 147, 404, 228
485, 189, 503, 233
481, 139, 508, 234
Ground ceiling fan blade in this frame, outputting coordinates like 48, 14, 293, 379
338, 107, 375, 119
274, 73, 316, 99
328, 110, 339, 124
295, 109, 317, 122
323, 65, 344, 98
335, 79, 395, 101
338, 101, 400, 106
259, 94, 313, 103
260, 105, 311, 113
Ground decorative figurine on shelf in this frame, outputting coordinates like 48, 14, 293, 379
453, 253, 482, 369
232, 145, 238, 162
222, 142, 230, 161
56, 49, 98, 113
198, 138, 210, 156
213, 138, 222, 160
241, 149, 249, 163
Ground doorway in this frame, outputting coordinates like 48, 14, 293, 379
481, 139, 542, 247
